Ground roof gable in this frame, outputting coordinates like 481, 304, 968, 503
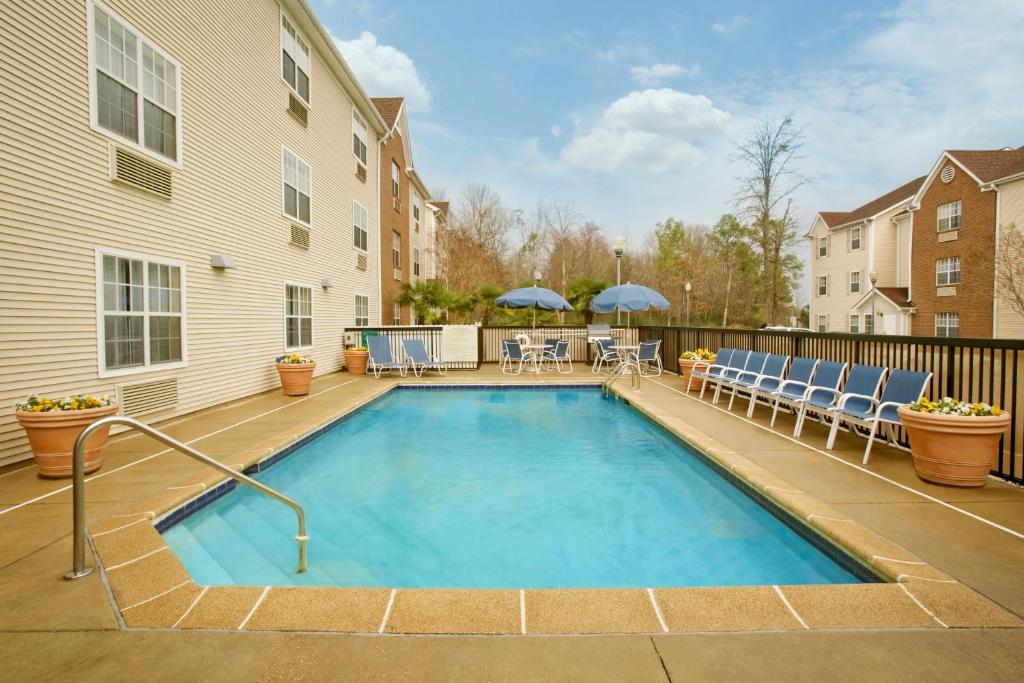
816, 176, 925, 231
913, 147, 1024, 206
371, 97, 404, 131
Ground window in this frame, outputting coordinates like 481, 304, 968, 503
392, 302, 401, 326
935, 312, 959, 338
392, 231, 401, 269
817, 275, 828, 297
89, 2, 180, 162
816, 314, 828, 333
352, 201, 368, 251
281, 13, 310, 103
864, 314, 874, 335
413, 248, 420, 277
849, 314, 860, 334
282, 147, 311, 224
352, 111, 368, 166
285, 284, 312, 349
849, 271, 861, 294
354, 295, 369, 327
936, 256, 961, 286
413, 203, 421, 233
849, 226, 862, 250
938, 200, 961, 232
391, 161, 400, 198
98, 250, 184, 374
817, 235, 829, 258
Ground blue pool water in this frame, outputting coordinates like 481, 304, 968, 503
162, 388, 861, 587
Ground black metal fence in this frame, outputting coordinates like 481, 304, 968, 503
637, 325, 1024, 485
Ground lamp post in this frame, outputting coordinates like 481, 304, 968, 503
685, 281, 692, 326
612, 235, 625, 325
869, 271, 879, 335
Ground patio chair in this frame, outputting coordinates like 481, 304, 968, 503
501, 339, 535, 375
402, 338, 447, 377
690, 348, 734, 388
771, 360, 846, 430
713, 351, 767, 405
722, 353, 789, 412
541, 340, 572, 374
748, 356, 818, 418
703, 350, 757, 403
826, 369, 932, 464
367, 336, 407, 379
592, 337, 622, 374
794, 364, 886, 438
543, 338, 560, 353
633, 340, 663, 377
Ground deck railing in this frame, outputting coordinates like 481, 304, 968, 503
346, 326, 478, 369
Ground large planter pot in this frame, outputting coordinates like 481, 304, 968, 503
344, 349, 369, 376
15, 403, 119, 478
898, 405, 1011, 487
276, 362, 315, 396
677, 358, 703, 391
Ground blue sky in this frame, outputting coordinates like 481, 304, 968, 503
316, 0, 1024, 255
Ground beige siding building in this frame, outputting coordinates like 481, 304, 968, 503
994, 177, 1024, 337
0, 0, 389, 467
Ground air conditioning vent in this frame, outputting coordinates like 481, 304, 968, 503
116, 377, 178, 417
290, 224, 310, 249
356, 253, 368, 270
940, 165, 955, 183
288, 93, 308, 126
393, 268, 402, 281
355, 163, 366, 182
393, 197, 402, 213
111, 146, 172, 199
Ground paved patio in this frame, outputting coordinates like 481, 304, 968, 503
1, 366, 1022, 680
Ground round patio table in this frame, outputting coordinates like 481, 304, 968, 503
522, 343, 548, 373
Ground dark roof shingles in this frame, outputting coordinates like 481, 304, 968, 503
820, 176, 925, 228
947, 149, 1024, 183
370, 97, 403, 130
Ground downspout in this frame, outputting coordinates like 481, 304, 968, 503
989, 184, 1001, 338
376, 132, 386, 326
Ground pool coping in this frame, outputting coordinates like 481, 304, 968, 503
87, 380, 1024, 634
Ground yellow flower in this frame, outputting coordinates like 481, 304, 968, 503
992, 406, 1002, 415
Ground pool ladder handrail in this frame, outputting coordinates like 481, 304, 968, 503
64, 415, 309, 580
602, 355, 641, 397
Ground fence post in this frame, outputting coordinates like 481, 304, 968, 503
945, 344, 956, 398
477, 326, 484, 368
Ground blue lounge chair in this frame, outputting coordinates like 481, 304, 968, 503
749, 357, 817, 418
771, 360, 846, 431
541, 340, 572, 374
367, 336, 407, 379
501, 339, 535, 375
690, 348, 734, 387
402, 338, 447, 377
633, 340, 663, 377
795, 364, 886, 437
699, 349, 748, 400
722, 353, 789, 413
592, 337, 622, 374
826, 369, 932, 463
712, 351, 767, 404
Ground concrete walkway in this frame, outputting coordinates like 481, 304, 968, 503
1, 367, 1022, 681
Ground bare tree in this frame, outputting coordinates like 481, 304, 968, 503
732, 117, 807, 324
998, 224, 1024, 317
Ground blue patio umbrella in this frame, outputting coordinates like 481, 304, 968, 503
590, 283, 670, 314
495, 286, 572, 328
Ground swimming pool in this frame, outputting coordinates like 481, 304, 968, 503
162, 387, 864, 588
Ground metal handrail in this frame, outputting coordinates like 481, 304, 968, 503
65, 416, 308, 580
602, 357, 641, 397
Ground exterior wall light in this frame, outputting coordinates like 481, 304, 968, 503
209, 254, 236, 269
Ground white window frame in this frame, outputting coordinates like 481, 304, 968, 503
936, 256, 961, 286
86, 0, 183, 167
392, 230, 401, 269
391, 161, 401, 199
816, 314, 829, 333
817, 275, 829, 297
392, 302, 401, 326
849, 271, 861, 294
864, 313, 874, 335
935, 312, 959, 338
352, 111, 368, 168
817, 235, 829, 258
937, 200, 961, 232
849, 226, 862, 251
352, 201, 368, 252
280, 10, 311, 105
94, 247, 188, 378
354, 294, 369, 327
282, 145, 312, 226
283, 281, 313, 351
849, 314, 860, 334
413, 247, 420, 278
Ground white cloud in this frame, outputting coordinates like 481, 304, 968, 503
712, 15, 749, 33
334, 31, 431, 112
630, 63, 700, 86
595, 42, 655, 62
561, 89, 730, 172
550, 124, 562, 138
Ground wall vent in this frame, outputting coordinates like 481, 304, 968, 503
290, 224, 310, 249
393, 268, 402, 281
356, 253, 368, 270
355, 162, 367, 182
393, 197, 402, 213
288, 93, 308, 126
111, 147, 172, 199
116, 377, 178, 417
940, 165, 955, 183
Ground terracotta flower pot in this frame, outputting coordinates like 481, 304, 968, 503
16, 403, 119, 478
897, 405, 1011, 487
276, 362, 315, 396
677, 358, 703, 391
344, 349, 369, 375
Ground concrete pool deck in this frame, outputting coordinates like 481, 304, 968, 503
1, 366, 1023, 680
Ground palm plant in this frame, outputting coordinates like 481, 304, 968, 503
567, 277, 608, 325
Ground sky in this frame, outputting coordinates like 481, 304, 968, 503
315, 0, 1024, 258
